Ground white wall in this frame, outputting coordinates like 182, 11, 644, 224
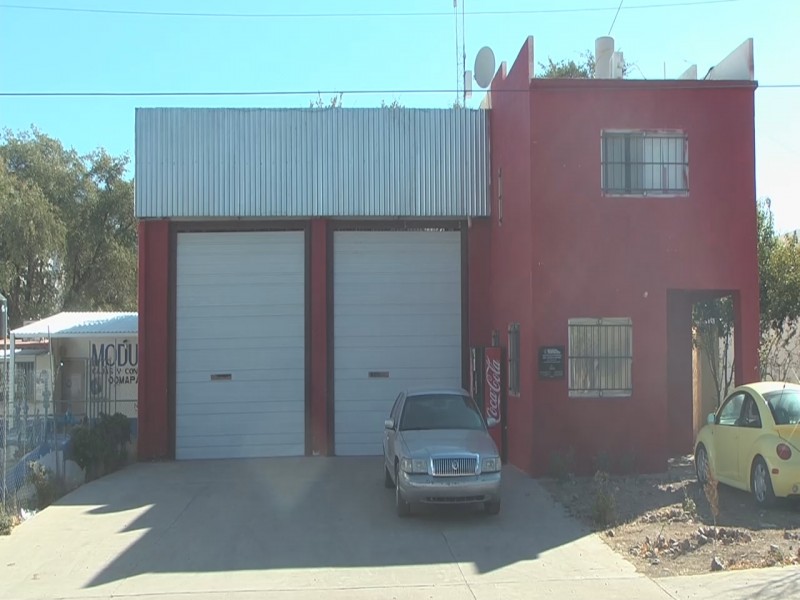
52, 337, 139, 420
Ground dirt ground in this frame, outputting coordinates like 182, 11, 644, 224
541, 456, 800, 577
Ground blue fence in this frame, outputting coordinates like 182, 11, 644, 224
2, 435, 71, 500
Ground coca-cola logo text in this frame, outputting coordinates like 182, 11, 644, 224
485, 356, 502, 423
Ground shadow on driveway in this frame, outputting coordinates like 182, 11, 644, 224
738, 569, 800, 599
47, 457, 597, 588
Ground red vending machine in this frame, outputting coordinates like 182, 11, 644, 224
471, 345, 507, 460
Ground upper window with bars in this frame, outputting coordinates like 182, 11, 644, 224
568, 317, 632, 398
602, 131, 688, 196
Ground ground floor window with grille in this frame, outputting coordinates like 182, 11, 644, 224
568, 318, 632, 397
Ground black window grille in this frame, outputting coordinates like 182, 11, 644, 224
508, 323, 520, 396
602, 132, 688, 195
568, 318, 632, 397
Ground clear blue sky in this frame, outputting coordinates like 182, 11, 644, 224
1, 0, 797, 230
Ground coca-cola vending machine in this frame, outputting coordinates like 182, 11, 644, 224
470, 345, 507, 460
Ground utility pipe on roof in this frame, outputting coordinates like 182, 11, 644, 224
595, 36, 615, 79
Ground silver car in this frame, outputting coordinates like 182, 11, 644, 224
383, 388, 502, 517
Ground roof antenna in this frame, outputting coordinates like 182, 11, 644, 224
453, 1, 460, 105
462, 0, 467, 104
608, 0, 624, 35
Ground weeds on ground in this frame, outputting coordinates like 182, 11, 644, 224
0, 504, 18, 535
702, 463, 722, 567
593, 452, 613, 474
70, 413, 131, 480
28, 463, 66, 510
682, 488, 698, 518
593, 470, 617, 527
549, 448, 576, 482
703, 467, 720, 525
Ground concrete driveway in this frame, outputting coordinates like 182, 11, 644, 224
0, 458, 796, 600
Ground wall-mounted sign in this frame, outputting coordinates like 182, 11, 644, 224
85, 339, 138, 418
91, 341, 139, 385
538, 346, 565, 379
484, 346, 503, 426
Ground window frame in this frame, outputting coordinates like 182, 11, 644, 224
568, 317, 633, 398
601, 129, 689, 197
740, 395, 762, 429
716, 392, 746, 426
765, 390, 800, 426
398, 393, 484, 432
389, 392, 405, 426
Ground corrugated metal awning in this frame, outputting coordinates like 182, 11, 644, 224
0, 348, 47, 359
135, 107, 490, 219
11, 312, 138, 339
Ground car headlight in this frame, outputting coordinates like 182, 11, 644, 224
400, 457, 428, 474
482, 456, 502, 473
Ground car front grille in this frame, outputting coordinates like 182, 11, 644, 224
424, 495, 485, 504
431, 457, 478, 477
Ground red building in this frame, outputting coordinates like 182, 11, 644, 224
470, 37, 759, 475
137, 37, 759, 475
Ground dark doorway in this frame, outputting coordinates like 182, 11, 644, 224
668, 290, 736, 456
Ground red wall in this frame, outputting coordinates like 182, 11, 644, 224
137, 220, 170, 460
309, 219, 329, 455
468, 38, 538, 473
475, 40, 760, 475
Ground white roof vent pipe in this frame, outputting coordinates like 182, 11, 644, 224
611, 51, 625, 78
595, 36, 615, 78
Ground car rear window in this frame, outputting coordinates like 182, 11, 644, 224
765, 390, 800, 425
399, 394, 485, 431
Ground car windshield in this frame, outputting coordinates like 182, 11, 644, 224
765, 389, 800, 425
399, 394, 485, 431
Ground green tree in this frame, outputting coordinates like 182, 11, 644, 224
0, 162, 66, 327
537, 50, 632, 79
757, 199, 800, 380
538, 52, 595, 78
62, 150, 137, 311
693, 295, 735, 407
759, 199, 800, 331
0, 129, 136, 328
757, 198, 779, 329
695, 198, 800, 390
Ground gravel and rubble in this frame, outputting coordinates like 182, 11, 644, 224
542, 455, 800, 577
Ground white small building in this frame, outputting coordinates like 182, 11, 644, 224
5, 312, 138, 448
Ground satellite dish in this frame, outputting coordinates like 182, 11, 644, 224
474, 46, 496, 88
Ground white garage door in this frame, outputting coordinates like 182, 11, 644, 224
175, 231, 305, 460
334, 230, 462, 456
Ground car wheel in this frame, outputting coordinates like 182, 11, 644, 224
695, 444, 710, 484
751, 457, 777, 508
484, 500, 501, 516
395, 464, 411, 517
384, 464, 394, 489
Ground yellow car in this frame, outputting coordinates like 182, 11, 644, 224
694, 382, 800, 507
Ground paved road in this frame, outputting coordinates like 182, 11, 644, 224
0, 458, 795, 599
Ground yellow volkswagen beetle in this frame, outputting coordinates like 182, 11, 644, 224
694, 382, 800, 507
